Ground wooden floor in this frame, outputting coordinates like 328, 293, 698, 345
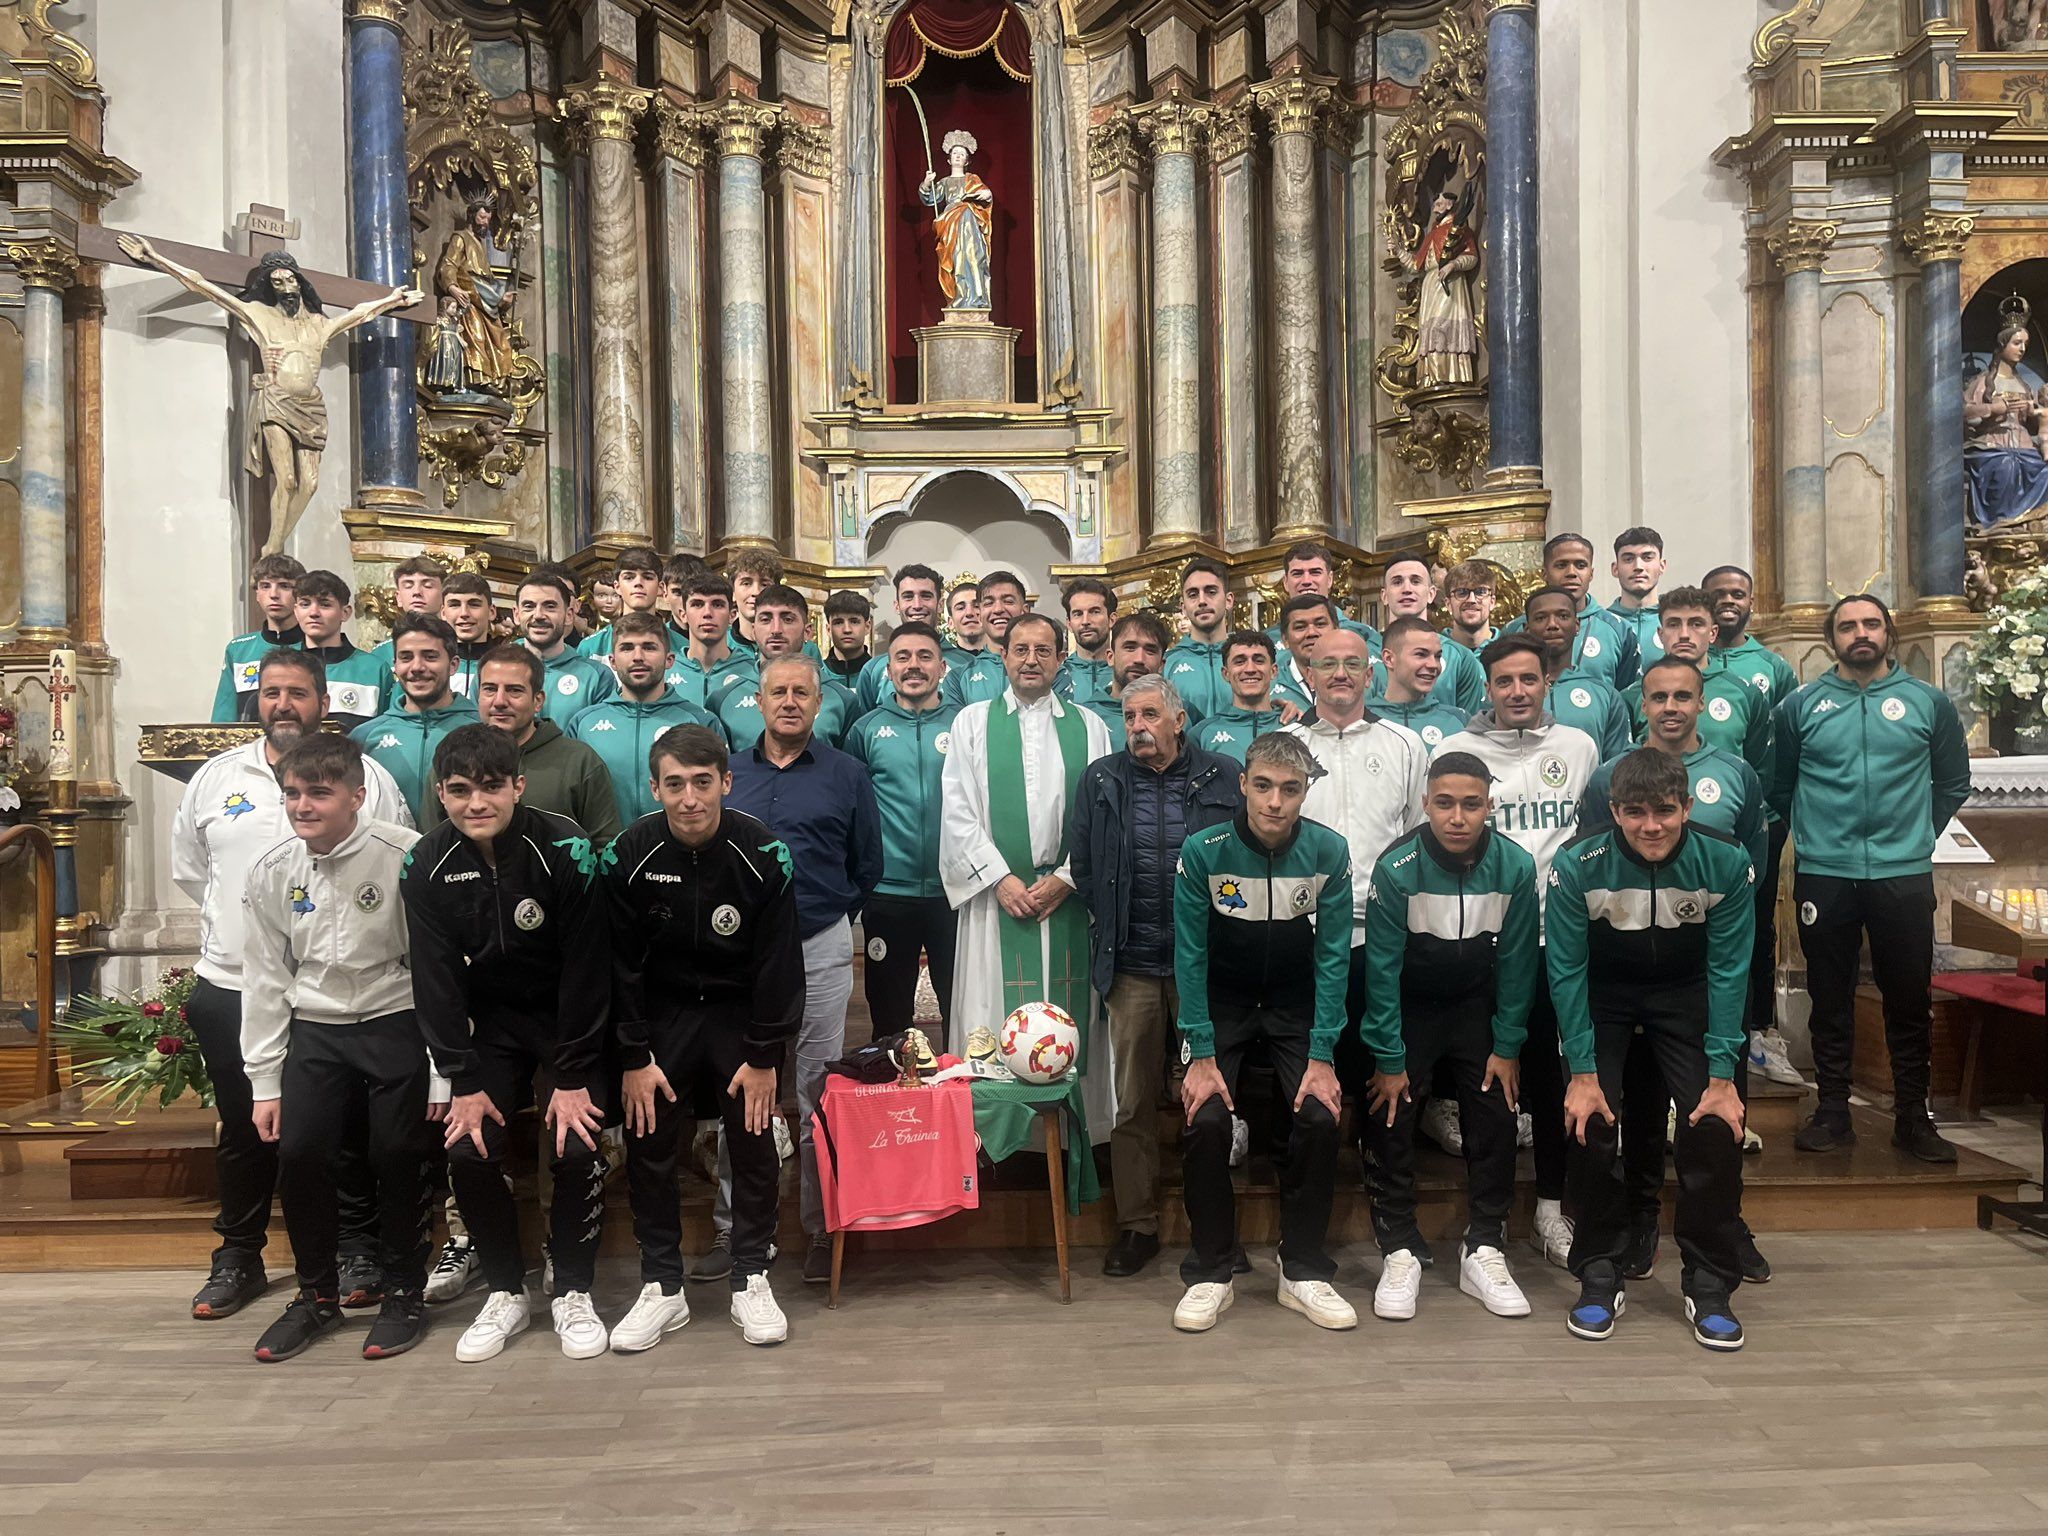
2, 1233, 2047, 1534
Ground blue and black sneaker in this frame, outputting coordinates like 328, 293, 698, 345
1567, 1268, 1625, 1342
1685, 1290, 1745, 1352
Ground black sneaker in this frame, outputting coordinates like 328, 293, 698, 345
1892, 1114, 1959, 1165
689, 1231, 734, 1283
1736, 1227, 1772, 1284
1793, 1108, 1856, 1152
252, 1293, 343, 1363
362, 1290, 428, 1360
1567, 1272, 1625, 1342
1686, 1289, 1745, 1351
1102, 1229, 1161, 1277
1620, 1224, 1659, 1281
191, 1260, 267, 1320
337, 1254, 385, 1310
803, 1235, 834, 1285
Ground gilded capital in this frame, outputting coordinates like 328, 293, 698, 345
344, 0, 408, 24
645, 97, 710, 169
1766, 217, 1840, 275
557, 76, 655, 157
1207, 97, 1257, 162
1087, 112, 1143, 179
1133, 95, 1211, 157
775, 119, 831, 179
1900, 210, 1974, 268
6, 239, 78, 291
1249, 74, 1335, 139
692, 95, 787, 160
1482, 0, 1536, 12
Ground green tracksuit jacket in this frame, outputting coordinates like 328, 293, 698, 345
842, 700, 959, 898
1162, 638, 1231, 723
940, 647, 1009, 709
1548, 666, 1633, 758
349, 697, 479, 828
212, 624, 303, 722
1622, 652, 1771, 782
566, 689, 717, 827
1582, 742, 1767, 873
1362, 692, 1470, 754
536, 645, 618, 726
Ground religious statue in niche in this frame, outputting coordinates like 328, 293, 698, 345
116, 236, 422, 554
429, 200, 519, 397
1402, 179, 1480, 388
1991, 0, 2048, 51
1964, 296, 2048, 529
921, 129, 995, 314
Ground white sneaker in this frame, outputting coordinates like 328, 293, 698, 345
1459, 1245, 1532, 1317
424, 1236, 480, 1305
454, 1288, 530, 1363
551, 1290, 608, 1358
772, 1115, 794, 1163
1228, 1115, 1249, 1168
609, 1282, 690, 1353
1516, 1110, 1533, 1149
1419, 1097, 1464, 1154
1752, 1029, 1809, 1087
541, 1254, 555, 1297
1743, 1125, 1764, 1155
1531, 1201, 1574, 1269
730, 1273, 788, 1345
1373, 1249, 1423, 1321
1277, 1275, 1358, 1330
1173, 1280, 1234, 1332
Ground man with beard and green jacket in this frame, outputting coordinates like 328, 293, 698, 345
1161, 557, 1235, 723
515, 569, 617, 726
351, 613, 478, 828
568, 611, 716, 828
475, 644, 622, 844
717, 585, 857, 749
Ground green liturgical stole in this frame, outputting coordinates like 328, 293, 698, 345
985, 696, 1095, 1069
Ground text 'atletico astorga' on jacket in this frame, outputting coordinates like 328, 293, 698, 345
399, 804, 611, 1096
604, 807, 805, 1073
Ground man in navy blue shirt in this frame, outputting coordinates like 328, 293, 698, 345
719, 653, 883, 1285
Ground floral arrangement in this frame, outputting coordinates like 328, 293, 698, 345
54, 966, 214, 1111
1970, 567, 2048, 730
0, 702, 23, 813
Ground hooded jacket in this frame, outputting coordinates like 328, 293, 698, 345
350, 695, 480, 828
536, 644, 618, 726
1282, 707, 1431, 944
515, 718, 624, 845
1434, 712, 1602, 918
1162, 637, 1231, 722
841, 699, 959, 898
568, 687, 718, 827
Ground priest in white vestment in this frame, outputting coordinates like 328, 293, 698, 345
941, 614, 1115, 1140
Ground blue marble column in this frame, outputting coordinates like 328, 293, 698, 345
5, 242, 75, 635
710, 99, 781, 547
1769, 219, 1839, 607
1485, 0, 1541, 483
1139, 100, 1207, 541
344, 0, 419, 508
1908, 215, 1971, 598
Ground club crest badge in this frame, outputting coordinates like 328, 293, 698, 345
1881, 697, 1907, 721
712, 903, 742, 936
1800, 900, 1818, 925
1540, 754, 1568, 788
1582, 635, 1603, 658
1214, 878, 1248, 911
867, 936, 887, 961
1708, 697, 1733, 722
557, 674, 580, 697
935, 732, 951, 755
1674, 896, 1702, 922
354, 883, 383, 913
1695, 777, 1722, 805
514, 897, 545, 931
1422, 726, 1443, 746
1569, 688, 1592, 710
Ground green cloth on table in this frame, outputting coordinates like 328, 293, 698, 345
970, 1076, 1099, 1213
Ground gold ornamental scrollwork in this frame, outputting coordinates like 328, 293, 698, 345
685, 95, 787, 161
1131, 93, 1212, 157
775, 119, 832, 179
1392, 403, 1490, 493
1767, 217, 1840, 275
1087, 112, 1143, 178
1248, 72, 1336, 139
644, 97, 711, 170
1207, 97, 1256, 162
20, 0, 99, 87
1901, 211, 1974, 269
557, 76, 655, 156
420, 409, 531, 505
345, 0, 407, 24
4, 239, 78, 290
1753, 0, 1824, 68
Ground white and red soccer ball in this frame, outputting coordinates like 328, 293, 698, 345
999, 1001, 1078, 1084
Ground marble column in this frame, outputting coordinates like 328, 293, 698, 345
704, 96, 783, 549
1904, 212, 1972, 602
343, 0, 420, 510
1768, 218, 1839, 609
6, 240, 76, 638
646, 100, 712, 555
1137, 97, 1209, 543
1252, 73, 1333, 538
1485, 0, 1541, 485
1210, 98, 1264, 549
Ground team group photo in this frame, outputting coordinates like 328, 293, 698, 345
2, 2, 2046, 1532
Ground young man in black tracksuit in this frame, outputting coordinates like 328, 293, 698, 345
400, 724, 614, 1364
606, 725, 804, 1350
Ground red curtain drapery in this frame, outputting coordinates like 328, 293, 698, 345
883, 0, 1031, 86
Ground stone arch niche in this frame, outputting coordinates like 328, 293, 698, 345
864, 469, 1074, 611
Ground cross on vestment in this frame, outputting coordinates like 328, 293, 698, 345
1002, 948, 1035, 1011
80, 204, 434, 561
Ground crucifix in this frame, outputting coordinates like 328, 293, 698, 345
80, 206, 433, 557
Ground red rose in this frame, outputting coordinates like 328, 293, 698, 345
177, 1006, 189, 1022
155, 1036, 183, 1055
166, 967, 189, 980
101, 1021, 122, 1036
141, 1001, 166, 1019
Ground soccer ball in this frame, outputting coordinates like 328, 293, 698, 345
999, 1001, 1079, 1084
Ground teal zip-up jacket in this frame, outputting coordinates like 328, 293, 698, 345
1548, 667, 1633, 758
567, 688, 717, 827
940, 647, 1009, 708
842, 700, 959, 897
349, 696, 479, 828
536, 645, 618, 726
1266, 615, 1378, 650
1605, 598, 1665, 670
673, 649, 758, 711
1083, 695, 1128, 751
1362, 692, 1469, 754
1162, 638, 1230, 722
1056, 654, 1114, 706
1360, 823, 1540, 1071
211, 623, 304, 722
1623, 652, 1771, 783
578, 618, 690, 658
1712, 633, 1798, 706
1769, 663, 1972, 879
1582, 742, 1766, 873
1174, 811, 1354, 1063
1194, 703, 1288, 764
717, 676, 856, 751
1546, 823, 1755, 1080
1507, 600, 1641, 688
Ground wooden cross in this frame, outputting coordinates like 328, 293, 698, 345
78, 202, 435, 323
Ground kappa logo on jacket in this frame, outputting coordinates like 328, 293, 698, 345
588, 719, 617, 732
876, 726, 898, 739
375, 734, 400, 750
1813, 699, 1839, 714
